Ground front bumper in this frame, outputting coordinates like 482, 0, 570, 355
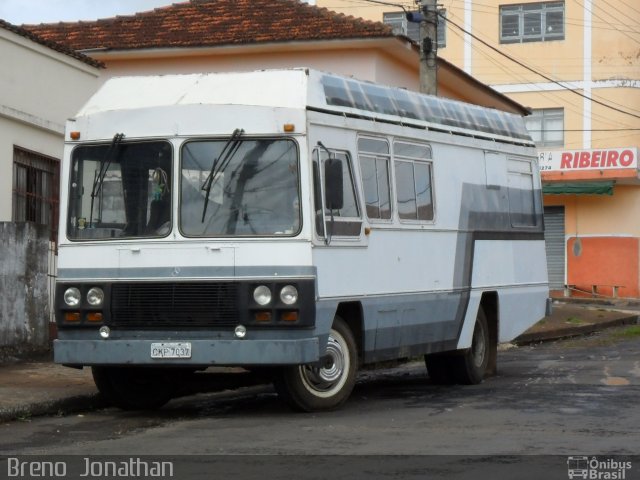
54, 337, 320, 366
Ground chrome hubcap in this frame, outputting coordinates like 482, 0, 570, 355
472, 321, 487, 368
300, 332, 346, 393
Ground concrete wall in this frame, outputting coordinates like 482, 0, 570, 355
0, 222, 50, 356
545, 185, 640, 298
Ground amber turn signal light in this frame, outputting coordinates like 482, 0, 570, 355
254, 311, 272, 322
86, 312, 103, 322
281, 311, 298, 322
64, 312, 81, 322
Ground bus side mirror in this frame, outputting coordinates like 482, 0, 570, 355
324, 158, 344, 211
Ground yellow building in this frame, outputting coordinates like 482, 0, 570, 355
318, 0, 640, 298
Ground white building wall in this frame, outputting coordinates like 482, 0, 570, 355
0, 26, 100, 220
88, 47, 419, 92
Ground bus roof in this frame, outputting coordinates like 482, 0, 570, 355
76, 68, 533, 145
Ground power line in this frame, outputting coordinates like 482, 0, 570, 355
529, 129, 640, 132
330, 0, 640, 122
339, 0, 410, 11
328, 0, 640, 34
617, 0, 640, 17
442, 15, 640, 120
597, 0, 640, 32
574, 0, 640, 46
563, 132, 639, 147
444, 0, 640, 32
446, 25, 636, 130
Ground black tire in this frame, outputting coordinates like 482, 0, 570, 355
424, 353, 455, 385
451, 308, 491, 385
424, 308, 491, 385
275, 316, 357, 412
91, 366, 181, 410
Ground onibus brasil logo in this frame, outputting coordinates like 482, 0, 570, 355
567, 456, 632, 479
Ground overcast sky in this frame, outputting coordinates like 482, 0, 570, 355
0, 0, 178, 25
0, 0, 317, 25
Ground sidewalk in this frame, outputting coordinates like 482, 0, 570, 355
1, 300, 637, 422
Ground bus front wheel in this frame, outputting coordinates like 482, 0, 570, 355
275, 317, 357, 412
92, 366, 181, 410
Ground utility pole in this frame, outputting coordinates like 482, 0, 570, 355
417, 0, 438, 95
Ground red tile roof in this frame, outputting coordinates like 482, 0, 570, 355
0, 19, 103, 68
24, 0, 395, 52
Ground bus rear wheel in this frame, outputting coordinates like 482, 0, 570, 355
92, 366, 182, 410
452, 308, 490, 384
275, 317, 357, 412
425, 308, 491, 385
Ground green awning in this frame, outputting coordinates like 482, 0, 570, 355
543, 181, 614, 195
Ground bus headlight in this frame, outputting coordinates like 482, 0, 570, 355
253, 285, 272, 306
280, 285, 298, 305
87, 287, 104, 306
64, 287, 81, 306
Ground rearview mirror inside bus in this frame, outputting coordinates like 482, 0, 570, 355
324, 158, 344, 211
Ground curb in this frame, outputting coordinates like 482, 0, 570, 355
552, 297, 640, 308
0, 371, 268, 422
514, 314, 639, 345
0, 393, 106, 423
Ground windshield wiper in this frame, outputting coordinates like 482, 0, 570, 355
201, 128, 244, 222
89, 133, 124, 227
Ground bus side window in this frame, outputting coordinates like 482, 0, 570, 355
312, 150, 325, 237
312, 147, 362, 238
358, 137, 392, 220
393, 141, 434, 222
507, 159, 537, 227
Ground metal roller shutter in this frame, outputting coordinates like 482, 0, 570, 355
544, 206, 565, 290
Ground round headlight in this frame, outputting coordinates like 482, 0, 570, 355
280, 285, 298, 305
99, 326, 111, 339
87, 287, 104, 306
253, 285, 272, 306
234, 325, 247, 339
63, 287, 81, 306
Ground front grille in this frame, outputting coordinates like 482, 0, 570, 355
110, 282, 239, 328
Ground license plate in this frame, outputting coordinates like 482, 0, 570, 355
151, 342, 192, 359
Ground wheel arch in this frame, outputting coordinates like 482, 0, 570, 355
335, 301, 364, 363
456, 291, 499, 351
479, 291, 499, 376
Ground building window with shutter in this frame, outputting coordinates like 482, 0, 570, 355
500, 1, 564, 43
524, 108, 564, 147
383, 10, 447, 48
12, 147, 60, 244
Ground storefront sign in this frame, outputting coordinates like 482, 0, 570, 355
539, 147, 638, 172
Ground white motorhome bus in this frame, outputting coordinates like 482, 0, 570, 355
55, 68, 550, 412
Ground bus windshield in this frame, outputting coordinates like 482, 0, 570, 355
67, 141, 172, 240
180, 138, 300, 237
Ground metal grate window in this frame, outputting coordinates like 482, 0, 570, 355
12, 147, 60, 245
500, 2, 564, 43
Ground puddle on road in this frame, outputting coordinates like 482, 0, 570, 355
601, 376, 631, 386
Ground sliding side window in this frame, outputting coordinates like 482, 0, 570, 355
507, 158, 537, 227
358, 138, 392, 220
394, 141, 434, 221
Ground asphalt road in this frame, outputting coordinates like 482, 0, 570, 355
2, 328, 639, 479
